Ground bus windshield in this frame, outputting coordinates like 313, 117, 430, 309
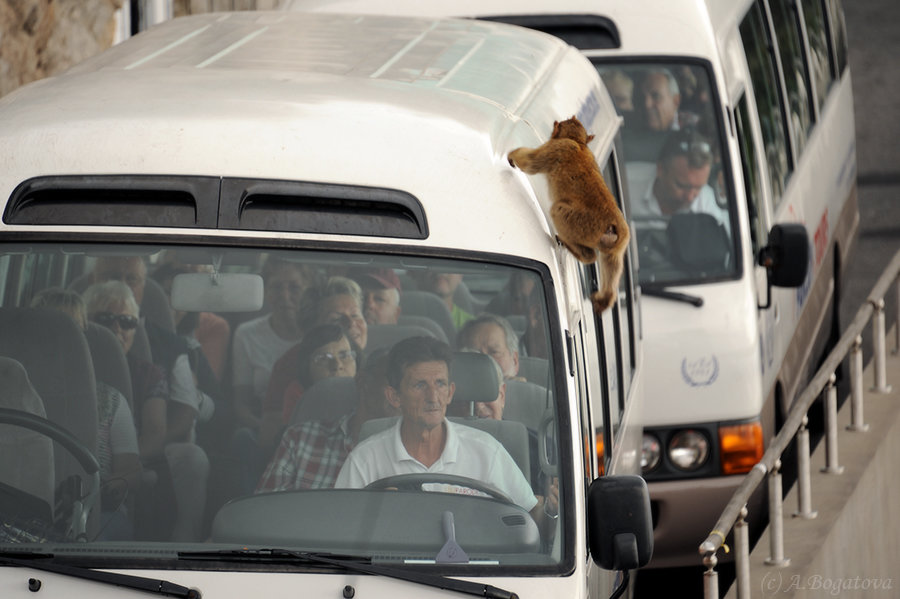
0, 243, 564, 572
596, 62, 738, 287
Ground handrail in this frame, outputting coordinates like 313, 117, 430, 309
698, 248, 900, 596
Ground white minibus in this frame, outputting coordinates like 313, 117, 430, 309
291, 0, 859, 568
0, 11, 652, 599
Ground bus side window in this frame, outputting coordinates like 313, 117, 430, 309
740, 1, 793, 207
800, 0, 835, 112
768, 0, 815, 154
735, 95, 768, 258
823, 0, 849, 77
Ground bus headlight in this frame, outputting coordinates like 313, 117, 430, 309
668, 430, 710, 471
641, 434, 661, 472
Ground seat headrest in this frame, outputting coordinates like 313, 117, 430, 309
450, 351, 501, 405
291, 377, 357, 425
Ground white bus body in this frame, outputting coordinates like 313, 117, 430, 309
289, 0, 859, 567
0, 11, 651, 599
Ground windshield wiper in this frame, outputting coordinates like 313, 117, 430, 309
0, 552, 199, 599
179, 548, 518, 599
641, 286, 704, 307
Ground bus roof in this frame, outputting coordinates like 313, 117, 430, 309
0, 11, 619, 260
280, 0, 756, 59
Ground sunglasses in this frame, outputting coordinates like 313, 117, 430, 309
91, 312, 139, 331
677, 140, 712, 155
312, 349, 357, 367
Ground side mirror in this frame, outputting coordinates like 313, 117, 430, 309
757, 223, 810, 309
587, 475, 654, 570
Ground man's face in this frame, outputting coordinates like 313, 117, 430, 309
319, 293, 368, 350
461, 322, 519, 379
419, 272, 462, 300
642, 72, 680, 131
655, 156, 711, 215
363, 287, 401, 325
389, 360, 454, 432
265, 266, 308, 318
94, 257, 146, 305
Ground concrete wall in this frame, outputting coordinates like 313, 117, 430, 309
727, 334, 900, 598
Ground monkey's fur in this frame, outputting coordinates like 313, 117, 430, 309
508, 116, 630, 313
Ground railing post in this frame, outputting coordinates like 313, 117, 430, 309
821, 374, 844, 474
703, 551, 719, 599
871, 299, 892, 393
764, 459, 790, 567
793, 416, 817, 519
848, 335, 870, 432
734, 506, 751, 599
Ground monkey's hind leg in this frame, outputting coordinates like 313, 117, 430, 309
550, 200, 598, 264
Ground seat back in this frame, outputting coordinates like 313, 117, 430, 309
366, 323, 440, 358
397, 315, 448, 342
517, 356, 551, 388
290, 377, 358, 425
84, 322, 134, 408
0, 308, 98, 513
0, 357, 55, 512
504, 380, 550, 433
399, 291, 456, 346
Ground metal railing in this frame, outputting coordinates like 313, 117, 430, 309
698, 248, 900, 598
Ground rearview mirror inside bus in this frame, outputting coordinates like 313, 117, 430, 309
171, 272, 264, 313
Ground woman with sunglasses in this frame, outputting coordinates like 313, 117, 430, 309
83, 280, 209, 542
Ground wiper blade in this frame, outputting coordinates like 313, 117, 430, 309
179, 548, 518, 599
642, 286, 704, 307
0, 552, 199, 599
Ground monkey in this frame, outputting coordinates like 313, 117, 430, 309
508, 116, 630, 313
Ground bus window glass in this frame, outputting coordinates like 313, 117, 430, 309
596, 62, 737, 288
800, 0, 835, 111
735, 96, 768, 257
769, 0, 815, 154
824, 0, 849, 76
740, 2, 793, 207
0, 241, 567, 571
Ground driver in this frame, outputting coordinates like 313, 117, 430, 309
628, 129, 730, 233
334, 337, 555, 523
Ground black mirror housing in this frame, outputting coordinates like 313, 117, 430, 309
587, 475, 654, 570
758, 223, 809, 287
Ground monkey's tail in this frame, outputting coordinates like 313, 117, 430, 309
591, 247, 625, 314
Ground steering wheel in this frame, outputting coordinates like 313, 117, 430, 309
365, 474, 515, 505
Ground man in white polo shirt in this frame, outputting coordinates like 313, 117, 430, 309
335, 336, 557, 525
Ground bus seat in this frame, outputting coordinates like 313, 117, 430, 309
517, 356, 551, 387
504, 380, 550, 433
398, 315, 448, 342
366, 323, 439, 357
84, 322, 134, 408
290, 377, 358, 426
0, 356, 55, 513
399, 291, 456, 346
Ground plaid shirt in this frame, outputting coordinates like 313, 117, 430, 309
256, 414, 355, 492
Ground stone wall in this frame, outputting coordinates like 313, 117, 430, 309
0, 0, 123, 98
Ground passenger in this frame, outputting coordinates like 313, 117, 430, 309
30, 287, 141, 540
334, 337, 558, 527
600, 68, 635, 118
456, 313, 524, 382
447, 349, 507, 422
277, 323, 361, 424
90, 257, 215, 442
255, 349, 397, 492
83, 281, 208, 542
639, 68, 682, 132
230, 256, 319, 433
349, 267, 402, 326
150, 261, 231, 383
263, 276, 369, 441
410, 271, 475, 330
629, 129, 729, 231
485, 272, 536, 322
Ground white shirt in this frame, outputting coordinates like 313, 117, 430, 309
231, 314, 297, 404
335, 419, 537, 511
627, 161, 730, 234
